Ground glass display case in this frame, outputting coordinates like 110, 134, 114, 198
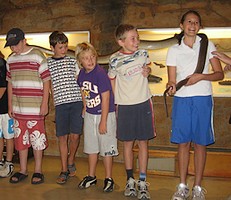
0, 31, 90, 59
138, 28, 231, 97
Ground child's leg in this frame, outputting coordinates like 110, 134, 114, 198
19, 148, 29, 174
78, 153, 98, 189
31, 149, 44, 183
178, 142, 191, 184
103, 156, 113, 178
0, 138, 3, 162
58, 135, 68, 172
88, 153, 98, 177
193, 143, 206, 186
124, 141, 134, 169
124, 141, 135, 179
5, 138, 14, 162
137, 140, 148, 180
67, 133, 80, 165
33, 149, 43, 173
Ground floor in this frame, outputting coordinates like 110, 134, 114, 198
0, 156, 231, 200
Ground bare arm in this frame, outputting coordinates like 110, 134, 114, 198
40, 80, 51, 116
212, 51, 231, 65
99, 90, 109, 134
0, 88, 6, 99
80, 89, 86, 118
166, 66, 177, 96
186, 57, 224, 86
110, 78, 116, 95
8, 82, 13, 118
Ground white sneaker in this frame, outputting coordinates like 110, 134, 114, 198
192, 185, 207, 200
0, 161, 4, 170
171, 183, 190, 200
137, 180, 151, 199
0, 161, 14, 178
124, 177, 137, 197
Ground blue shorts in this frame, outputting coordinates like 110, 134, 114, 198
171, 95, 214, 146
117, 99, 156, 141
55, 102, 83, 137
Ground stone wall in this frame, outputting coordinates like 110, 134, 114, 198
0, 0, 231, 161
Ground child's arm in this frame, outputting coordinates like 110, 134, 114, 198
0, 88, 6, 99
212, 51, 231, 65
186, 57, 224, 86
166, 66, 177, 96
212, 51, 231, 72
99, 90, 110, 134
7, 82, 13, 118
40, 80, 50, 116
80, 89, 86, 118
110, 78, 116, 95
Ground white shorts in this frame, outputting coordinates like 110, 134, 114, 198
84, 112, 119, 157
0, 113, 14, 139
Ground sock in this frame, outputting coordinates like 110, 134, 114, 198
126, 169, 134, 180
5, 160, 13, 165
139, 172, 146, 181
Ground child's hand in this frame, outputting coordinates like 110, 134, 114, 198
142, 65, 151, 77
40, 103, 49, 116
224, 64, 231, 71
99, 121, 107, 135
212, 51, 231, 65
8, 108, 14, 118
186, 73, 203, 86
81, 106, 86, 118
166, 81, 176, 96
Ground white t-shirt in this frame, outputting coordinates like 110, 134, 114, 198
108, 49, 152, 105
166, 35, 216, 97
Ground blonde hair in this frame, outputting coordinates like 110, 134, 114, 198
75, 42, 97, 67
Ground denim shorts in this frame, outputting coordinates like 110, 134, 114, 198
55, 101, 83, 137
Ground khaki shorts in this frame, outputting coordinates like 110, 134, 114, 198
84, 112, 118, 157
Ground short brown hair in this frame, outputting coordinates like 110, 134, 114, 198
115, 24, 137, 40
49, 31, 68, 47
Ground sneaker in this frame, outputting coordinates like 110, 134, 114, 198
124, 177, 137, 197
137, 180, 151, 200
78, 175, 97, 189
103, 178, 114, 192
192, 185, 207, 200
171, 183, 190, 200
0, 161, 14, 178
0, 161, 4, 170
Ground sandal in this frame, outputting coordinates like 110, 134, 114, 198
56, 171, 69, 184
31, 173, 44, 185
9, 172, 28, 184
68, 163, 76, 177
